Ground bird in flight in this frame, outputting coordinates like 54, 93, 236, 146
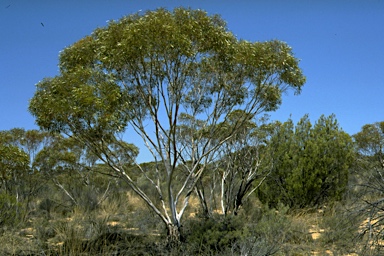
5, 4, 11, 8
41, 22, 44, 27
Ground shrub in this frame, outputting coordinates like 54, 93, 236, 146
258, 115, 354, 209
183, 214, 249, 254
0, 193, 23, 228
317, 203, 363, 255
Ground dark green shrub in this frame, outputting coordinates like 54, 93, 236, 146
258, 115, 354, 209
183, 214, 249, 254
38, 198, 54, 219
0, 193, 22, 228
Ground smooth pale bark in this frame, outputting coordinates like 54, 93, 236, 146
29, 8, 305, 242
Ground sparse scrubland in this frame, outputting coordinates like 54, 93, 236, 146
2, 7, 384, 255
0, 128, 384, 255
0, 179, 367, 255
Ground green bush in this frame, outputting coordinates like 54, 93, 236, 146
258, 115, 354, 209
0, 193, 23, 228
181, 204, 313, 255
183, 214, 249, 254
254, 206, 313, 254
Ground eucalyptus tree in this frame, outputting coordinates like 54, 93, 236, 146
33, 134, 91, 206
353, 122, 384, 251
186, 111, 272, 216
354, 121, 384, 169
0, 128, 49, 165
0, 128, 49, 199
217, 113, 272, 216
29, 8, 305, 242
0, 129, 45, 222
34, 133, 137, 210
0, 141, 28, 226
0, 137, 29, 196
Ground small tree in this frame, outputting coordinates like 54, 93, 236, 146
0, 129, 40, 223
34, 134, 137, 211
258, 115, 354, 208
217, 117, 271, 216
354, 121, 384, 169
190, 112, 272, 216
29, 8, 305, 242
0, 129, 32, 197
353, 121, 384, 251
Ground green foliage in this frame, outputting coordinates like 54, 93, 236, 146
183, 214, 250, 254
0, 131, 34, 217
195, 113, 271, 217
0, 144, 29, 190
181, 205, 313, 255
319, 204, 362, 254
353, 121, 384, 253
258, 114, 355, 208
0, 193, 22, 227
354, 121, 384, 169
249, 204, 313, 254
28, 7, 306, 240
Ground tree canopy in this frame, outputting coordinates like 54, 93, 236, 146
29, 8, 306, 241
354, 121, 384, 169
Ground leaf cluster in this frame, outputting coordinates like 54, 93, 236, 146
258, 114, 355, 208
29, 7, 306, 139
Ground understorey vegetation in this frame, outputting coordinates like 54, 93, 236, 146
0, 120, 383, 255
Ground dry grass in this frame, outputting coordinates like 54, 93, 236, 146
0, 188, 380, 255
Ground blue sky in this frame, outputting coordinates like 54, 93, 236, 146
1, 0, 383, 159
